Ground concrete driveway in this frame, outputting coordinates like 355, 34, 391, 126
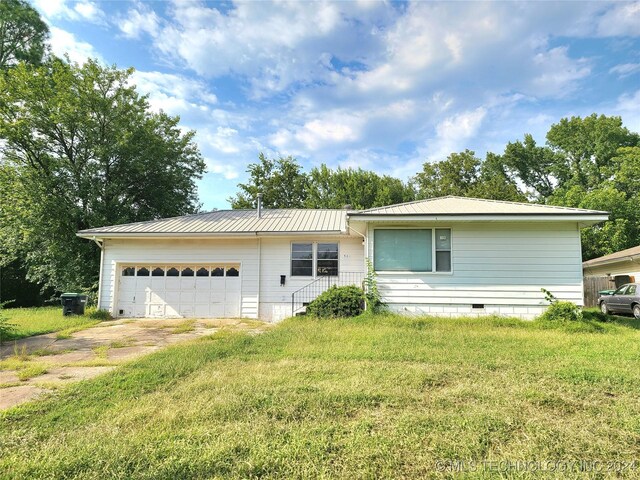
0, 318, 268, 411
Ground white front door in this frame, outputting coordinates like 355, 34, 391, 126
116, 264, 241, 318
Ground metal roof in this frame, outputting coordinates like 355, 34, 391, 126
78, 196, 609, 238
78, 209, 348, 237
351, 196, 608, 216
583, 245, 640, 268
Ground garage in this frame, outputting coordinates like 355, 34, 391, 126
116, 264, 241, 318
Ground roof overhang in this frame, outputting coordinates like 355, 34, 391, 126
583, 254, 640, 269
77, 230, 349, 240
347, 213, 609, 227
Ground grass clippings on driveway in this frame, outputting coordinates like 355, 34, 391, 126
1, 313, 640, 479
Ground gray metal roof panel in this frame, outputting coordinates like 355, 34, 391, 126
78, 208, 349, 236
352, 196, 608, 216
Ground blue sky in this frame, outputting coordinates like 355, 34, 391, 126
31, 0, 640, 210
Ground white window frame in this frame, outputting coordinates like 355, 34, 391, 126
290, 241, 340, 278
372, 227, 453, 275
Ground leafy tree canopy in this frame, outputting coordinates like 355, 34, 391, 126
229, 153, 308, 209
305, 164, 415, 209
0, 0, 49, 70
413, 149, 526, 202
0, 58, 206, 291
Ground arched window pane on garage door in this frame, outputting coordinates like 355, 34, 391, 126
181, 267, 194, 277
211, 266, 224, 277
152, 267, 165, 277
167, 267, 179, 277
137, 267, 150, 276
226, 266, 240, 277
122, 267, 135, 276
196, 267, 209, 277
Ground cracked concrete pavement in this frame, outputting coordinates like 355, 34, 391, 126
0, 318, 269, 411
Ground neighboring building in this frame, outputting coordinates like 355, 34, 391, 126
582, 245, 640, 308
78, 196, 607, 321
582, 245, 640, 284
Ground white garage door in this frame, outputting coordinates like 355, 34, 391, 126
116, 264, 241, 318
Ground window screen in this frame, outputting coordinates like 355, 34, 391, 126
374, 230, 432, 271
292, 243, 313, 276
317, 243, 338, 276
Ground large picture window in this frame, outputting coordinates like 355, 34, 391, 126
291, 242, 339, 277
374, 229, 452, 273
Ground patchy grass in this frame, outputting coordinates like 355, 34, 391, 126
1, 313, 640, 479
1, 307, 99, 341
171, 319, 196, 334
109, 339, 135, 349
30, 348, 74, 357
15, 364, 48, 381
0, 356, 49, 382
92, 346, 109, 360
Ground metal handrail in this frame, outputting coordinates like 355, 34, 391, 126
291, 271, 365, 316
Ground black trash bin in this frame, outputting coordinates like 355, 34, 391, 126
60, 293, 88, 316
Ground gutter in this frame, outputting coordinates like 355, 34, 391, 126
76, 230, 350, 240
583, 253, 640, 269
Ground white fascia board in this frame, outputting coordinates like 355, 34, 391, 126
583, 254, 640, 268
349, 214, 609, 224
76, 230, 350, 240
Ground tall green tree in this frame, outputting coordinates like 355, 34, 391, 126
0, 0, 49, 70
0, 59, 206, 292
503, 115, 640, 259
229, 153, 308, 208
0, 0, 50, 305
413, 150, 525, 201
304, 164, 415, 209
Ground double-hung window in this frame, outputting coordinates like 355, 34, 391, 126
291, 243, 313, 276
291, 242, 339, 277
374, 228, 452, 273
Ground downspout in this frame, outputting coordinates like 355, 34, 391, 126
256, 236, 261, 319
93, 237, 104, 310
347, 220, 369, 310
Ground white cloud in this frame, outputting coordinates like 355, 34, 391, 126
49, 26, 102, 64
130, 71, 217, 116
609, 63, 640, 78
529, 47, 591, 97
614, 90, 640, 132
33, 0, 105, 23
597, 1, 640, 37
117, 2, 161, 39
147, 0, 393, 97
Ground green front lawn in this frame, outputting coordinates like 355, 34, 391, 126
2, 313, 640, 479
1, 307, 99, 341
